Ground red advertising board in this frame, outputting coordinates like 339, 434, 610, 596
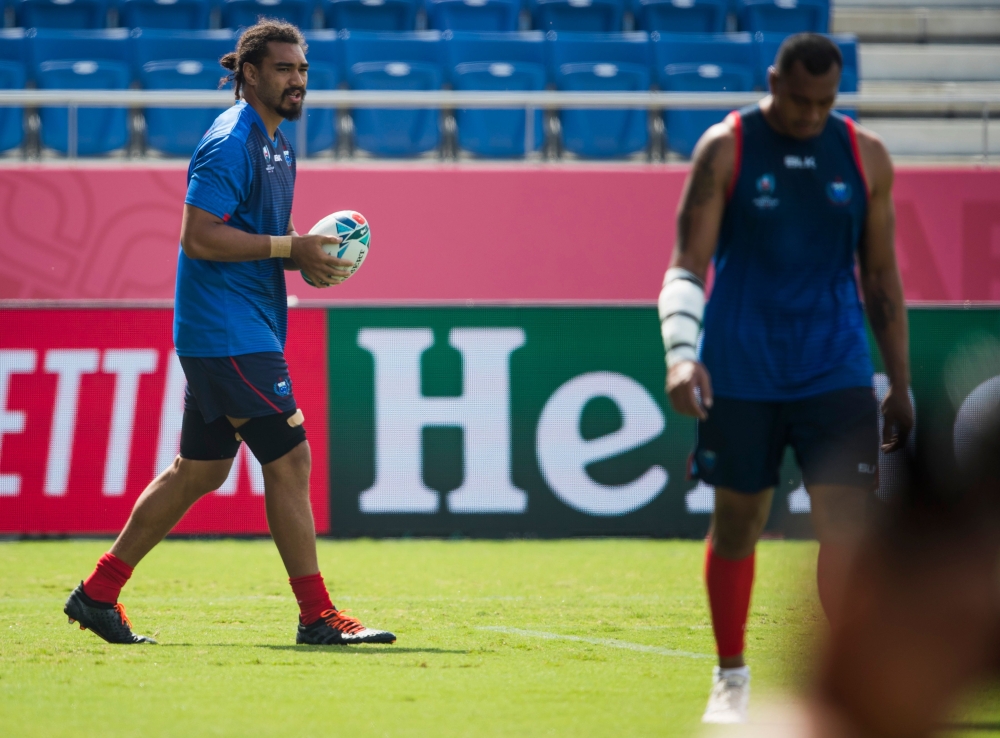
0, 165, 997, 303
0, 308, 329, 534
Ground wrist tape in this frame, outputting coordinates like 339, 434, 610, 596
270, 235, 292, 259
658, 267, 705, 368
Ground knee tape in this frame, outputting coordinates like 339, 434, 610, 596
236, 409, 306, 465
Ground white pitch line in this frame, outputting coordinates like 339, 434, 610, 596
477, 626, 712, 660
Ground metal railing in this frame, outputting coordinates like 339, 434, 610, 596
2, 89, 998, 160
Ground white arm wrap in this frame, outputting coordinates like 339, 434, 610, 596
658, 267, 705, 368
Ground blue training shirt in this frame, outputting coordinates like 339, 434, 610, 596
173, 101, 296, 358
699, 105, 873, 401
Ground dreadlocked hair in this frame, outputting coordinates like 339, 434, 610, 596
219, 19, 307, 100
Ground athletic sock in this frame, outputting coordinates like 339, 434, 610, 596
82, 552, 134, 605
289, 572, 335, 625
705, 542, 756, 659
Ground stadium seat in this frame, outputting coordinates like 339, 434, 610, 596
632, 0, 727, 34
342, 31, 443, 156
446, 31, 545, 157
652, 32, 754, 156
753, 31, 857, 92
426, 0, 520, 32
118, 0, 213, 30
322, 0, 418, 31
278, 30, 338, 155
531, 0, 625, 33
0, 29, 26, 153
132, 30, 236, 157
15, 0, 109, 29
220, 0, 317, 30
736, 0, 829, 34
29, 30, 132, 155
548, 32, 651, 158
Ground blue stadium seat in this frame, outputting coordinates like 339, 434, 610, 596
220, 0, 317, 29
754, 31, 857, 118
548, 32, 650, 158
427, 0, 520, 32
118, 0, 212, 29
531, 0, 625, 33
342, 31, 443, 156
132, 30, 236, 156
652, 32, 754, 156
29, 30, 132, 155
323, 0, 418, 31
632, 0, 727, 33
15, 0, 109, 29
446, 31, 545, 157
737, 0, 829, 34
0, 29, 26, 153
278, 30, 338, 155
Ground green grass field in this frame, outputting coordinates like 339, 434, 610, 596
0, 539, 996, 737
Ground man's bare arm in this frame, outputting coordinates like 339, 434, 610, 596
856, 127, 913, 451
670, 122, 736, 280
180, 205, 351, 287
664, 121, 736, 419
284, 217, 300, 271
180, 203, 271, 262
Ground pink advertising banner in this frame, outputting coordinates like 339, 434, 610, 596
0, 165, 997, 302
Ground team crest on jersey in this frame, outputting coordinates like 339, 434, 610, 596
753, 173, 780, 209
826, 178, 852, 205
274, 377, 292, 397
262, 146, 270, 161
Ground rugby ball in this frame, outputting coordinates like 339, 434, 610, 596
301, 210, 370, 287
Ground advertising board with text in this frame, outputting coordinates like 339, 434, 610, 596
0, 309, 329, 535
1, 306, 997, 537
326, 307, 1000, 538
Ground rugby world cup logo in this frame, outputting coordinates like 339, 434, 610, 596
753, 173, 780, 209
826, 178, 852, 205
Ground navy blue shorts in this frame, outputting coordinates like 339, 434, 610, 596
690, 386, 879, 494
179, 352, 297, 424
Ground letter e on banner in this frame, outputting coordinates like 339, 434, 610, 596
537, 371, 667, 516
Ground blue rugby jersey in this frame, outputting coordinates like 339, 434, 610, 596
173, 101, 296, 358
699, 105, 873, 401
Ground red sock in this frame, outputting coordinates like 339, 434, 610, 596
705, 542, 756, 659
82, 552, 134, 604
289, 572, 334, 625
817, 543, 848, 626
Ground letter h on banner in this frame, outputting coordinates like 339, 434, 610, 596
357, 328, 527, 514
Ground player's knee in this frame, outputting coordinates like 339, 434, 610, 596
238, 409, 307, 467
169, 456, 233, 496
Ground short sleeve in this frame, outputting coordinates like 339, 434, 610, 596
185, 134, 253, 221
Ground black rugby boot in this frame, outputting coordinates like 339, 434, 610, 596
64, 582, 156, 644
296, 608, 396, 645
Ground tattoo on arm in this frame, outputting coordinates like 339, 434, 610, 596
677, 137, 723, 250
866, 284, 897, 335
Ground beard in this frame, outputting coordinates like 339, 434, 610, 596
275, 88, 305, 121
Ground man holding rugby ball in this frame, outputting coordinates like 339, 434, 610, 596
64, 20, 396, 647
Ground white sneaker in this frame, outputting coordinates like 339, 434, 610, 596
701, 665, 751, 724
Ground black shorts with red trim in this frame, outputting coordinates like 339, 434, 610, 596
179, 352, 296, 424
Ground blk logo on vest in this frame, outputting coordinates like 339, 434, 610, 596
826, 178, 852, 205
753, 173, 780, 210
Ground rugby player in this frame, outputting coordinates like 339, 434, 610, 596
658, 34, 913, 722
64, 21, 395, 646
